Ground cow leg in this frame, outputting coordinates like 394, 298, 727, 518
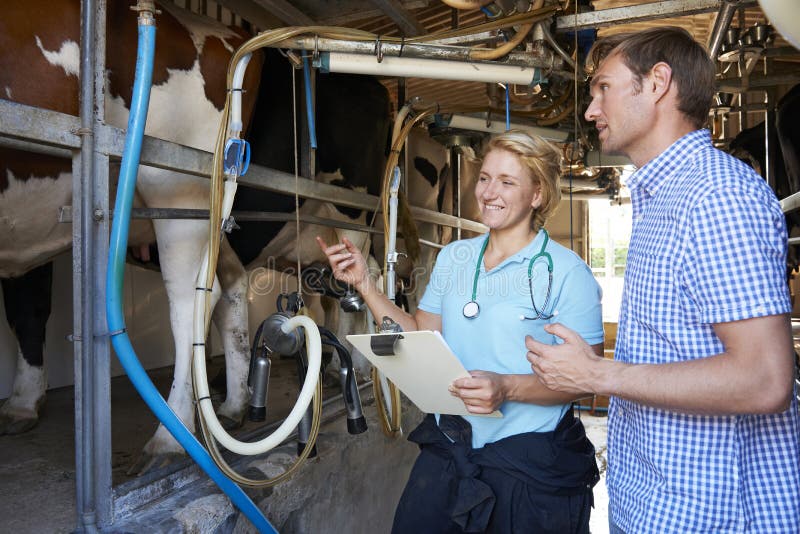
130, 219, 221, 474
0, 262, 52, 434
210, 236, 250, 429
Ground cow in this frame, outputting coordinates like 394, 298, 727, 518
0, 0, 393, 473
728, 83, 800, 282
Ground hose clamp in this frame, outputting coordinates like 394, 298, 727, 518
374, 35, 384, 63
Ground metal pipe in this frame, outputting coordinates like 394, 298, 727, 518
91, 0, 113, 525
319, 52, 541, 85
276, 35, 556, 69
0, 100, 490, 233
76, 0, 98, 530
780, 191, 800, 213
539, 21, 579, 76
707, 0, 740, 60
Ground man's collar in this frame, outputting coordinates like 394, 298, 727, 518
626, 129, 710, 197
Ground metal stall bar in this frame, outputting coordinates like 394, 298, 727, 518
90, 0, 113, 524
554, 0, 758, 33
73, 3, 94, 528
0, 100, 488, 234
781, 192, 800, 214
74, 0, 112, 530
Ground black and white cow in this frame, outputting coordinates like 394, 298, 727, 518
729, 83, 800, 279
0, 0, 392, 470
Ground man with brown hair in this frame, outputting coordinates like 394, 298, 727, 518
527, 26, 800, 533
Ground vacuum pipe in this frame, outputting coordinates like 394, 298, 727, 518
287, 35, 555, 69
319, 52, 541, 85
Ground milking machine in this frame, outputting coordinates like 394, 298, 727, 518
242, 293, 367, 466
301, 262, 365, 313
297, 267, 368, 434
190, 52, 325, 485
317, 326, 368, 435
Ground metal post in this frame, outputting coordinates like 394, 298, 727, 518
765, 89, 777, 190
91, 0, 112, 525
74, 0, 95, 530
764, 55, 777, 190
74, 0, 111, 531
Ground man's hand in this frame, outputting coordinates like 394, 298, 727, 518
526, 323, 605, 395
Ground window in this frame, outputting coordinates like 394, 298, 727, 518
588, 198, 632, 321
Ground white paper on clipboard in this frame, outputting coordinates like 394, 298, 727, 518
346, 330, 502, 417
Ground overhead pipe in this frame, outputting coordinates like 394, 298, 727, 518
439, 114, 570, 142
280, 35, 557, 69
318, 52, 542, 85
708, 0, 741, 60
470, 0, 544, 61
104, 4, 276, 532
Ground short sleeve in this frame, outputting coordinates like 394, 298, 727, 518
683, 185, 790, 324
418, 246, 449, 315
551, 261, 605, 346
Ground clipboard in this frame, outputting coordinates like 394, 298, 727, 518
346, 330, 502, 417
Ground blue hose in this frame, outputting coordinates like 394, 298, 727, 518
302, 56, 317, 149
505, 84, 510, 131
105, 20, 277, 534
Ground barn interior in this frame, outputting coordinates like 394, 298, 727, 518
1, 0, 799, 532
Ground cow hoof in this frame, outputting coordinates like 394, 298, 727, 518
217, 413, 243, 431
127, 451, 185, 476
0, 413, 39, 435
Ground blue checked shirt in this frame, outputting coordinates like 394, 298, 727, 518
609, 130, 800, 533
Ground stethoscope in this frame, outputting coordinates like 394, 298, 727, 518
463, 229, 554, 321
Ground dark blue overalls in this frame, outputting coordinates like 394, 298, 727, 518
392, 410, 599, 533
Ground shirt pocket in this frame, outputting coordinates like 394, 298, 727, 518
625, 215, 681, 324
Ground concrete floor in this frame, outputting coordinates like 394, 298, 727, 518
0, 356, 346, 532
0, 361, 612, 533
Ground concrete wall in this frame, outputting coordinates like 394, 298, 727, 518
0, 252, 182, 398
250, 401, 424, 533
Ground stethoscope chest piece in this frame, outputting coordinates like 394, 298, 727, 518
463, 301, 480, 319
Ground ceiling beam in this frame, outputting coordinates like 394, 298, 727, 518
251, 0, 316, 26
366, 0, 427, 36
214, 0, 285, 29
716, 72, 800, 92
555, 0, 757, 33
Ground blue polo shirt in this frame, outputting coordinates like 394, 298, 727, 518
418, 230, 604, 448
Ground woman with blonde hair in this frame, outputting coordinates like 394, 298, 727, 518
318, 131, 603, 533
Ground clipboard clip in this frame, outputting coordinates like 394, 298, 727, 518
370, 333, 403, 356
